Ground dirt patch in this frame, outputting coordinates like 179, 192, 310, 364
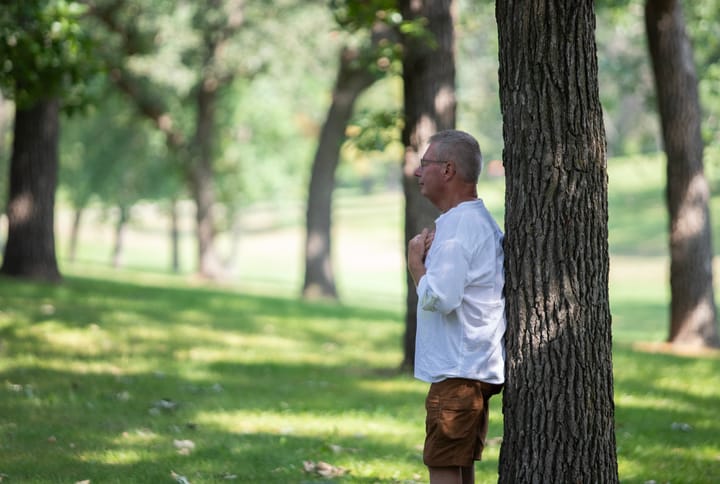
632, 341, 720, 359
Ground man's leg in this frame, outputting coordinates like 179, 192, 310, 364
427, 464, 475, 484
428, 466, 461, 484
461, 465, 475, 484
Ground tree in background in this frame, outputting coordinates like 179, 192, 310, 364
645, 0, 720, 348
87, 0, 336, 279
302, 0, 400, 300
87, 0, 251, 278
496, 0, 618, 481
399, 0, 455, 370
60, 85, 180, 268
0, 0, 96, 281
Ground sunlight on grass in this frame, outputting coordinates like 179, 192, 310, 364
27, 321, 115, 356
615, 392, 695, 413
82, 446, 155, 466
4, 155, 720, 482
196, 411, 422, 439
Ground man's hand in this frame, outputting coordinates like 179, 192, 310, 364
408, 228, 434, 287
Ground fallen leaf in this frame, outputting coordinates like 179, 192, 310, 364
153, 398, 178, 411
170, 470, 191, 484
174, 439, 195, 455
303, 460, 347, 478
40, 303, 55, 315
670, 422, 692, 432
174, 439, 195, 449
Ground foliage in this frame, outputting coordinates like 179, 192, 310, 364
0, 0, 98, 110
595, 3, 660, 156
59, 84, 181, 210
346, 108, 402, 153
455, 0, 504, 161
0, 97, 12, 213
339, 79, 404, 192
330, 0, 402, 32
327, 0, 455, 189
685, 0, 720, 146
78, 0, 339, 210
329, 0, 429, 74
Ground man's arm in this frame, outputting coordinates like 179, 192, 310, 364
408, 228, 433, 286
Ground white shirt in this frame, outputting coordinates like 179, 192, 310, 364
414, 199, 506, 384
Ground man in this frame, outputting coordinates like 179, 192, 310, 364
407, 129, 506, 484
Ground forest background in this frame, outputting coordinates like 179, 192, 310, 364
0, 0, 718, 282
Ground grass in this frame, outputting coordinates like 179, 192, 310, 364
1, 153, 720, 482
0, 276, 429, 483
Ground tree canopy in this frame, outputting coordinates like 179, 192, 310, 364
0, 0, 97, 110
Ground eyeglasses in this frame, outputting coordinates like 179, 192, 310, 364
419, 158, 448, 168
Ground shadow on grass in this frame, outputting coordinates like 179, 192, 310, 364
1, 275, 429, 482
0, 362, 427, 483
2, 274, 719, 483
613, 344, 720, 483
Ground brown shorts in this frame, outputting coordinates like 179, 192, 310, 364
423, 378, 503, 468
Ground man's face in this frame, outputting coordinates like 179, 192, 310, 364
415, 143, 447, 203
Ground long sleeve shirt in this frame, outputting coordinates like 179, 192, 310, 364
414, 199, 506, 384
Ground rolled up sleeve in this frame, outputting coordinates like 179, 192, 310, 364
417, 240, 469, 315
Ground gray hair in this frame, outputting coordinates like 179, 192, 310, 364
428, 129, 483, 183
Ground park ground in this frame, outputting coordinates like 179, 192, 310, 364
1, 154, 720, 483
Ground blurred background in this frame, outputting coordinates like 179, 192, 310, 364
1, 0, 719, 337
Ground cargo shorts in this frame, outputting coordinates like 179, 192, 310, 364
423, 377, 503, 467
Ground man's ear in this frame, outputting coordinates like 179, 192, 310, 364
444, 161, 456, 179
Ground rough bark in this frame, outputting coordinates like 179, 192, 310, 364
496, 1, 618, 481
645, 0, 720, 348
1, 99, 61, 282
302, 45, 379, 300
399, 0, 455, 370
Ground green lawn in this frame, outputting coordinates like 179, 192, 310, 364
1, 153, 720, 483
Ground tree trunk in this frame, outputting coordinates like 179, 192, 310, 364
1, 99, 61, 282
496, 1, 618, 482
302, 45, 378, 300
225, 207, 243, 276
170, 198, 181, 273
645, 0, 720, 348
111, 204, 129, 269
68, 206, 83, 263
191, 79, 223, 279
399, 0, 455, 370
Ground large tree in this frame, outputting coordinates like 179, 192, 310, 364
496, 1, 618, 481
88, 0, 249, 278
0, 0, 95, 281
645, 0, 720, 348
302, 1, 400, 300
398, 0, 455, 370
